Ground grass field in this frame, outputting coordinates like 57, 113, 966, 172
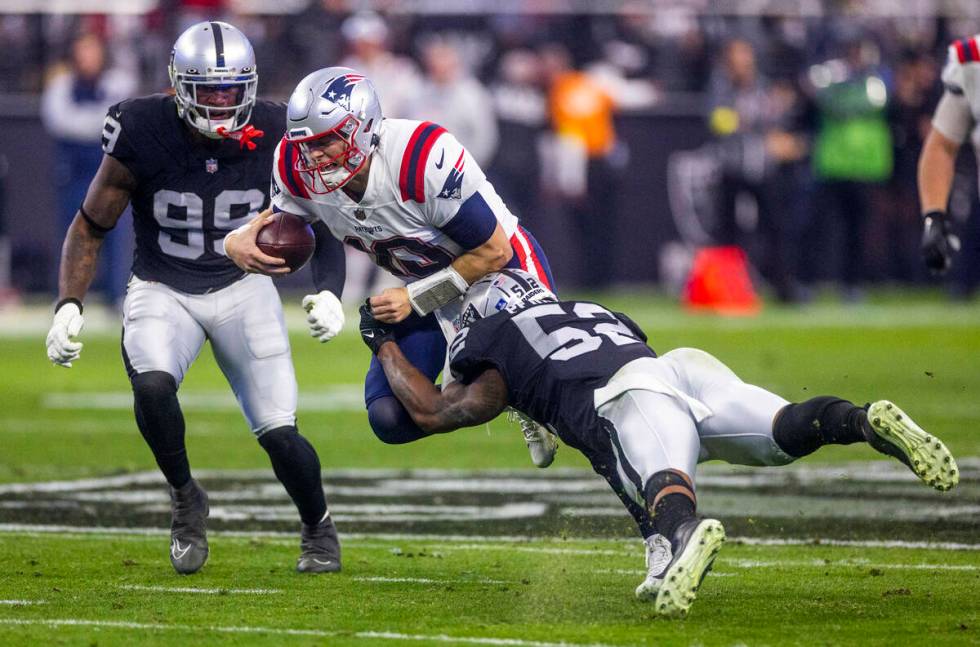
1, 293, 978, 645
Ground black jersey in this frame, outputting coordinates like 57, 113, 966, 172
102, 95, 285, 294
448, 300, 656, 455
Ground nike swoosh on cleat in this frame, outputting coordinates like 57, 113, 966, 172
363, 332, 374, 338
171, 540, 191, 561
312, 559, 334, 565
435, 149, 445, 169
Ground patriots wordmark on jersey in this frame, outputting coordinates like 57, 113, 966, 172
447, 300, 655, 456
271, 118, 549, 288
102, 94, 286, 294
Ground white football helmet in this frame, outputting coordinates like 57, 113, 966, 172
284, 66, 383, 194
459, 269, 557, 330
169, 21, 258, 137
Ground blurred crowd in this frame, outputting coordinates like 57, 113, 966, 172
3, 3, 980, 301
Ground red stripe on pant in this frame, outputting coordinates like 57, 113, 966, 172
510, 227, 551, 289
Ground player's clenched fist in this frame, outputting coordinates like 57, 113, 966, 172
368, 287, 412, 324
302, 290, 344, 342
46, 300, 84, 367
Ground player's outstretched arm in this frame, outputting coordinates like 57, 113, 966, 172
46, 155, 134, 367
359, 303, 508, 432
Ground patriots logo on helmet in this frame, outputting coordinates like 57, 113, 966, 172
321, 74, 364, 113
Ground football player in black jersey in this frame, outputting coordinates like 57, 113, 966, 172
45, 21, 345, 575
359, 268, 959, 618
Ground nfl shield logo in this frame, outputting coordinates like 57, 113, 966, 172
205, 158, 218, 174
354, 208, 367, 221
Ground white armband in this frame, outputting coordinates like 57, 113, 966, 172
407, 266, 469, 316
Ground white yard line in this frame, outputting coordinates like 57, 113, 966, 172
0, 524, 977, 552
352, 576, 511, 585
0, 618, 616, 647
0, 600, 44, 605
118, 584, 281, 595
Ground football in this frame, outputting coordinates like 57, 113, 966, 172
255, 212, 316, 273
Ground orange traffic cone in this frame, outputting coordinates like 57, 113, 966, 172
682, 246, 761, 315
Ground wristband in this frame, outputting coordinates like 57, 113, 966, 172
406, 266, 469, 316
55, 297, 83, 314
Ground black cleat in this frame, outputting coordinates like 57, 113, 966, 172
169, 479, 209, 575
297, 514, 341, 573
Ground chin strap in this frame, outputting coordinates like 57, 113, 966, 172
216, 124, 265, 151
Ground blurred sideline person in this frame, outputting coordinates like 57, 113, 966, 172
45, 22, 342, 576
541, 44, 623, 290
707, 38, 807, 302
919, 34, 980, 293
223, 66, 560, 467
41, 32, 136, 307
407, 37, 499, 167
359, 269, 959, 617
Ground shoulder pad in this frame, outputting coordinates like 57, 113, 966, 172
273, 138, 311, 199
398, 121, 447, 203
942, 36, 980, 93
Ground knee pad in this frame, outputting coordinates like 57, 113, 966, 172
130, 370, 178, 404
366, 397, 428, 445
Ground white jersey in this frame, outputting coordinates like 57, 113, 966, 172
270, 118, 541, 286
935, 35, 980, 184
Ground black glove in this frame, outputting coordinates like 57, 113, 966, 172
359, 300, 395, 355
921, 210, 960, 275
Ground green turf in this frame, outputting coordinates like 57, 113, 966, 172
1, 294, 978, 645
3, 296, 979, 481
0, 533, 976, 646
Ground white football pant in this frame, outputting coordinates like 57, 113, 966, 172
122, 274, 297, 435
596, 348, 795, 507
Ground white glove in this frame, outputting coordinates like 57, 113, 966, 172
301, 290, 344, 343
46, 301, 85, 367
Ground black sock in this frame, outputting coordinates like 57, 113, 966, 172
259, 426, 327, 525
644, 469, 697, 541
772, 396, 867, 458
131, 371, 191, 489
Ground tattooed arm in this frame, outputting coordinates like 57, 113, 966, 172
58, 154, 136, 302
375, 340, 509, 433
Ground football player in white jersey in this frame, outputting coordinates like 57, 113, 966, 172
45, 23, 342, 575
225, 67, 560, 462
918, 36, 979, 274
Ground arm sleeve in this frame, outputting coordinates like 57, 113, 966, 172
310, 221, 346, 296
931, 90, 974, 145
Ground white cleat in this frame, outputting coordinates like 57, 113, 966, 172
509, 410, 558, 468
635, 533, 672, 600
866, 400, 959, 492
637, 518, 725, 619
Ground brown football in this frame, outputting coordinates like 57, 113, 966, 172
255, 212, 316, 273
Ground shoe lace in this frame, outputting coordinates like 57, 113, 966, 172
508, 409, 540, 442
645, 534, 672, 577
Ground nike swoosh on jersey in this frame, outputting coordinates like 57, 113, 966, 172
435, 149, 445, 169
